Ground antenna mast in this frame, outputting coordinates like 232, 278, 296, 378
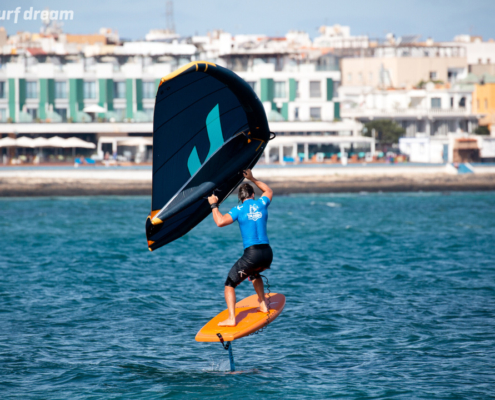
166, 1, 176, 33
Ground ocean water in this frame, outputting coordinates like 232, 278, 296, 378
1, 193, 495, 399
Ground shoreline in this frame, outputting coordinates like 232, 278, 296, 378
1, 165, 495, 196
0, 174, 495, 197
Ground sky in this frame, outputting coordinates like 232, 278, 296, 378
1, 0, 494, 42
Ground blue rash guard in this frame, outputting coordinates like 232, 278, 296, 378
228, 196, 271, 249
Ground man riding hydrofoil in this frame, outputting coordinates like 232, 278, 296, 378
208, 169, 273, 327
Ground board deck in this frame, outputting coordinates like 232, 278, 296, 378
195, 293, 285, 342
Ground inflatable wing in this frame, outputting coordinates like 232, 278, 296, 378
146, 61, 270, 251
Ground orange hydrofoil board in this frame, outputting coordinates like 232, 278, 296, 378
195, 293, 285, 342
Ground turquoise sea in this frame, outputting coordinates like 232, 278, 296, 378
1, 193, 495, 399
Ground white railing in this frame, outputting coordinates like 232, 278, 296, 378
342, 107, 472, 118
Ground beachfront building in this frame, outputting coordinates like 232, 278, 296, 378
339, 80, 481, 163
0, 25, 367, 164
339, 80, 478, 136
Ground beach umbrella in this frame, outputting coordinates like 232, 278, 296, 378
46, 136, 68, 147
16, 137, 36, 148
62, 137, 96, 149
32, 137, 50, 147
118, 137, 153, 146
0, 137, 17, 147
63, 137, 96, 158
83, 104, 106, 113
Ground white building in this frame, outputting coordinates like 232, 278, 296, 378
313, 25, 369, 49
339, 81, 478, 137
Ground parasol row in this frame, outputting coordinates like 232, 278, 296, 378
0, 136, 96, 149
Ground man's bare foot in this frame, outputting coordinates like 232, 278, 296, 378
218, 316, 236, 327
258, 300, 269, 313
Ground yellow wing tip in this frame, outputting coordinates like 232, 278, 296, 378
151, 218, 163, 225
159, 61, 217, 86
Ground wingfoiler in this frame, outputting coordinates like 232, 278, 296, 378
146, 61, 271, 251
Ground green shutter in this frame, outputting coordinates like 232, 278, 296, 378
69, 79, 77, 118
334, 101, 341, 120
136, 79, 143, 111
326, 78, 334, 101
126, 79, 133, 119
69, 79, 84, 119
281, 102, 289, 120
98, 79, 107, 117
18, 79, 26, 112
8, 79, 15, 122
76, 79, 84, 111
39, 79, 47, 119
289, 78, 297, 101
40, 78, 54, 119
260, 78, 274, 102
106, 79, 114, 111
155, 79, 161, 96
47, 79, 55, 105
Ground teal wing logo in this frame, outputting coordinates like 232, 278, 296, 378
187, 104, 224, 176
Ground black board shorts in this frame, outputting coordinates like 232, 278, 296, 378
225, 244, 273, 288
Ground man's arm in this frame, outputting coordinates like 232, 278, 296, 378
208, 194, 234, 227
243, 169, 273, 202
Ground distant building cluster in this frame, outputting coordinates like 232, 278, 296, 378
1, 21, 495, 164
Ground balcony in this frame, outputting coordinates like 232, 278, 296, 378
342, 107, 473, 119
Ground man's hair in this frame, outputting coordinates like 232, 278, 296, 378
238, 183, 254, 203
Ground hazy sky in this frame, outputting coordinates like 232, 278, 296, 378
1, 0, 494, 42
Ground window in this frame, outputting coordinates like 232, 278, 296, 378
347, 73, 352, 82
310, 107, 321, 121
114, 81, 126, 99
54, 108, 67, 122
309, 81, 321, 98
295, 81, 300, 98
142, 81, 155, 99
55, 81, 67, 99
429, 71, 437, 80
358, 72, 362, 83
27, 108, 37, 119
485, 99, 488, 110
369, 72, 373, 84
26, 81, 38, 99
450, 97, 454, 108
0, 108, 6, 121
459, 97, 466, 108
143, 107, 154, 121
83, 81, 96, 99
246, 81, 257, 93
0, 81, 5, 98
114, 107, 126, 119
274, 81, 286, 98
431, 98, 441, 108
294, 107, 299, 120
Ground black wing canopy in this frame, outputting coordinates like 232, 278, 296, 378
146, 61, 270, 251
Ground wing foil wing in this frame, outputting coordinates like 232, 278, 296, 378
146, 61, 270, 251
